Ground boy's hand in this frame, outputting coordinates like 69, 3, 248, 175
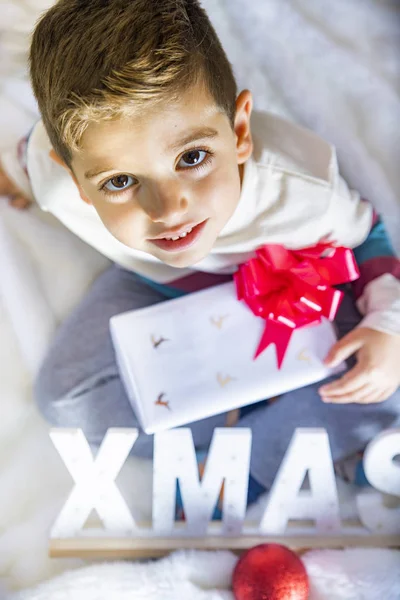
0, 160, 32, 209
319, 327, 400, 404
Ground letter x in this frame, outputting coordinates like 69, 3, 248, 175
49, 428, 138, 538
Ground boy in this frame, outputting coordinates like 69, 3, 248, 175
1, 0, 399, 504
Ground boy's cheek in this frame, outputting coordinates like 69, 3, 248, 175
91, 201, 146, 249
201, 164, 241, 216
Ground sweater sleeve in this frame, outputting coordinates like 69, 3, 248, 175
352, 208, 400, 336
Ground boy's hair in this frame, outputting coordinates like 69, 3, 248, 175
29, 0, 237, 168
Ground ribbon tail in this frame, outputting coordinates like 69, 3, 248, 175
254, 320, 294, 369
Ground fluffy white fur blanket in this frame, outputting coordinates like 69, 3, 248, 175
3, 549, 400, 600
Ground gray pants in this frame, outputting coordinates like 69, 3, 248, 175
34, 264, 400, 489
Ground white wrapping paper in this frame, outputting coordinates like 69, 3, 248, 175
110, 282, 344, 433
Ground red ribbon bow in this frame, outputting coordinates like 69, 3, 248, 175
234, 244, 360, 368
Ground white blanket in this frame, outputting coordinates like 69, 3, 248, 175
4, 549, 400, 600
0, 0, 399, 596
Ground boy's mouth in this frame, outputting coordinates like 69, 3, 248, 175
148, 220, 207, 253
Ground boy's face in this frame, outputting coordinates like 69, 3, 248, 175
64, 83, 253, 268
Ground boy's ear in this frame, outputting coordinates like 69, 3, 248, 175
234, 89, 253, 165
49, 148, 66, 169
49, 149, 92, 205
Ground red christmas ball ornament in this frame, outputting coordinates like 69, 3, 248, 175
232, 544, 309, 600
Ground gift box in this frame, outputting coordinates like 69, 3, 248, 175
110, 281, 345, 434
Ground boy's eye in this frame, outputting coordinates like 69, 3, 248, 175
103, 174, 136, 193
100, 148, 212, 198
177, 149, 208, 168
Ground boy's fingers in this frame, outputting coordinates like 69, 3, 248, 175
320, 379, 369, 399
1, 178, 19, 196
379, 388, 397, 402
0, 168, 28, 201
319, 363, 366, 396
324, 332, 364, 367
9, 195, 31, 209
324, 386, 386, 405
322, 383, 373, 403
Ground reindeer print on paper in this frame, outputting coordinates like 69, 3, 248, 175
297, 348, 313, 366
217, 373, 235, 388
151, 334, 169, 349
210, 314, 229, 330
154, 393, 171, 411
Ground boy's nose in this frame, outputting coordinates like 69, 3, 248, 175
142, 184, 189, 224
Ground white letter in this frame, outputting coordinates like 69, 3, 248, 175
357, 428, 400, 534
152, 428, 251, 536
50, 428, 138, 537
259, 428, 341, 534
